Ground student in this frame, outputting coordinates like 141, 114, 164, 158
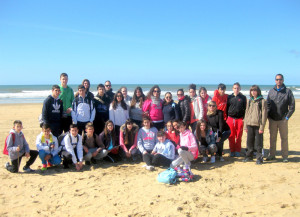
129, 86, 146, 127
5, 120, 38, 173
105, 80, 115, 103
109, 91, 129, 141
199, 87, 212, 122
227, 82, 247, 157
207, 101, 231, 161
60, 124, 83, 170
71, 85, 95, 135
119, 119, 140, 161
82, 123, 108, 165
42, 85, 63, 137
137, 116, 158, 171
243, 85, 267, 164
94, 84, 111, 134
36, 124, 62, 171
119, 86, 132, 106
195, 119, 217, 163
143, 85, 164, 131
165, 120, 180, 147
212, 83, 228, 120
99, 120, 120, 162
171, 122, 198, 168
189, 84, 204, 133
162, 92, 180, 124
59, 73, 74, 133
172, 119, 180, 133
177, 89, 191, 123
151, 131, 175, 167
75, 79, 94, 99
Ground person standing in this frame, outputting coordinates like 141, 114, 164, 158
212, 83, 228, 120
226, 82, 247, 157
266, 74, 295, 162
188, 84, 204, 133
177, 89, 191, 124
105, 80, 115, 103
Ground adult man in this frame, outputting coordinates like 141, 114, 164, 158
105, 80, 115, 103
266, 74, 295, 162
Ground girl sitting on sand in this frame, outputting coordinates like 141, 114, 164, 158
137, 116, 158, 171
119, 119, 141, 161
194, 119, 217, 163
142, 85, 164, 131
129, 86, 146, 127
165, 120, 180, 147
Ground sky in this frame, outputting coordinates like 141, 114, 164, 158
0, 0, 299, 85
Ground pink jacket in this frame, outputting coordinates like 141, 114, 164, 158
142, 99, 163, 122
180, 129, 198, 159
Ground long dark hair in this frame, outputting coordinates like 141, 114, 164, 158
104, 120, 115, 141
195, 119, 208, 141
124, 119, 136, 145
146, 85, 161, 100
112, 91, 127, 110
82, 79, 91, 92
131, 86, 145, 108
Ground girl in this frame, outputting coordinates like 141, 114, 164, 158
143, 85, 164, 131
75, 79, 94, 99
207, 101, 231, 162
243, 85, 267, 164
137, 116, 158, 171
165, 120, 180, 147
171, 122, 198, 168
129, 86, 145, 127
162, 92, 180, 124
119, 119, 140, 161
109, 91, 129, 140
119, 86, 132, 106
195, 119, 217, 163
199, 87, 212, 121
94, 84, 110, 134
188, 84, 204, 133
99, 120, 120, 162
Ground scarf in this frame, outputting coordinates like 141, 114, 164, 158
151, 96, 161, 106
41, 133, 53, 144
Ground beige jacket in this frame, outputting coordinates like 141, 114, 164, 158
244, 97, 267, 131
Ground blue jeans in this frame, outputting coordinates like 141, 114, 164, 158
39, 150, 62, 165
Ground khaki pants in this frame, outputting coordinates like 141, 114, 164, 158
268, 118, 289, 159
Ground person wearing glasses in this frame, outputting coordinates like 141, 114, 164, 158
207, 101, 231, 162
105, 80, 115, 103
162, 92, 180, 124
266, 74, 295, 162
142, 85, 164, 130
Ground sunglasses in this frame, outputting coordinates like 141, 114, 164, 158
208, 105, 216, 107
275, 79, 283, 81
105, 85, 111, 87
153, 90, 160, 93
116, 95, 122, 97
165, 96, 172, 99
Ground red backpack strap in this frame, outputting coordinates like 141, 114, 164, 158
3, 133, 15, 155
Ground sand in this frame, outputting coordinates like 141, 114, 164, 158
0, 102, 299, 217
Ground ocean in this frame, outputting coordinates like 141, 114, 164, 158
0, 84, 299, 104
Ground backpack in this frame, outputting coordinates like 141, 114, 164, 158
57, 132, 79, 155
174, 165, 194, 182
157, 168, 177, 184
3, 133, 15, 155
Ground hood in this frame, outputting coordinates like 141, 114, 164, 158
273, 83, 286, 91
120, 123, 139, 134
9, 129, 23, 136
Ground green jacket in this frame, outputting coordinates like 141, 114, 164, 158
59, 85, 74, 116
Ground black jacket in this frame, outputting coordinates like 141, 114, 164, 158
42, 95, 63, 125
94, 94, 110, 122
105, 89, 115, 104
178, 96, 191, 123
227, 93, 247, 119
162, 101, 180, 123
207, 110, 230, 138
267, 84, 295, 121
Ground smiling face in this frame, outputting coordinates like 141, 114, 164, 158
233, 85, 240, 96
200, 122, 206, 132
208, 103, 217, 112
251, 89, 258, 98
105, 81, 111, 91
218, 88, 225, 96
153, 88, 160, 98
189, 89, 196, 97
179, 125, 186, 133
275, 75, 284, 88
52, 88, 61, 99
70, 127, 78, 137
85, 127, 94, 136
136, 89, 141, 97
177, 91, 183, 100
126, 122, 133, 131
121, 88, 127, 98
116, 93, 123, 102
98, 86, 105, 96
107, 122, 114, 132
78, 88, 86, 97
165, 93, 172, 103
43, 127, 51, 138
157, 135, 166, 143
200, 90, 207, 99
83, 81, 89, 89
60, 76, 68, 87
166, 122, 173, 132
143, 119, 151, 129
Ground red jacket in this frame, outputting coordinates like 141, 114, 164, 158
212, 90, 228, 120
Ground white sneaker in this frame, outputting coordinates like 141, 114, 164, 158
202, 157, 208, 163
210, 156, 216, 163
5, 162, 10, 169
146, 165, 155, 171
220, 157, 224, 162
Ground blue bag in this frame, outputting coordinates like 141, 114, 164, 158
157, 168, 177, 184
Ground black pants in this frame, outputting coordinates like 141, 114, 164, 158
190, 122, 197, 134
143, 153, 172, 167
246, 126, 263, 160
61, 116, 72, 133
93, 116, 105, 135
50, 122, 62, 137
153, 122, 165, 131
77, 121, 88, 136
6, 150, 38, 173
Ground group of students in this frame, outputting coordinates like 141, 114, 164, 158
4, 73, 295, 173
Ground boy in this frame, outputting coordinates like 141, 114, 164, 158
82, 122, 108, 165
71, 85, 95, 135
60, 124, 83, 170
5, 120, 38, 173
212, 83, 228, 120
226, 82, 247, 157
42, 85, 63, 137
59, 73, 74, 133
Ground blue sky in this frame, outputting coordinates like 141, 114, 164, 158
0, 0, 299, 85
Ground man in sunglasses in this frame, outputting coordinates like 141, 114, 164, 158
105, 80, 115, 104
266, 74, 295, 162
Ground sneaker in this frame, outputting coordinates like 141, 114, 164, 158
210, 156, 215, 164
220, 157, 225, 162
243, 158, 252, 162
146, 165, 155, 171
85, 161, 91, 166
256, 160, 263, 165
41, 164, 47, 171
47, 162, 53, 167
235, 152, 241, 157
91, 158, 97, 164
23, 166, 35, 173
283, 158, 288, 163
230, 152, 235, 157
202, 157, 208, 163
5, 162, 10, 169
266, 156, 276, 161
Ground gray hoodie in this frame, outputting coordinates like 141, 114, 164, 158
7, 129, 30, 161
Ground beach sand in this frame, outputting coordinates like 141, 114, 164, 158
0, 102, 299, 217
